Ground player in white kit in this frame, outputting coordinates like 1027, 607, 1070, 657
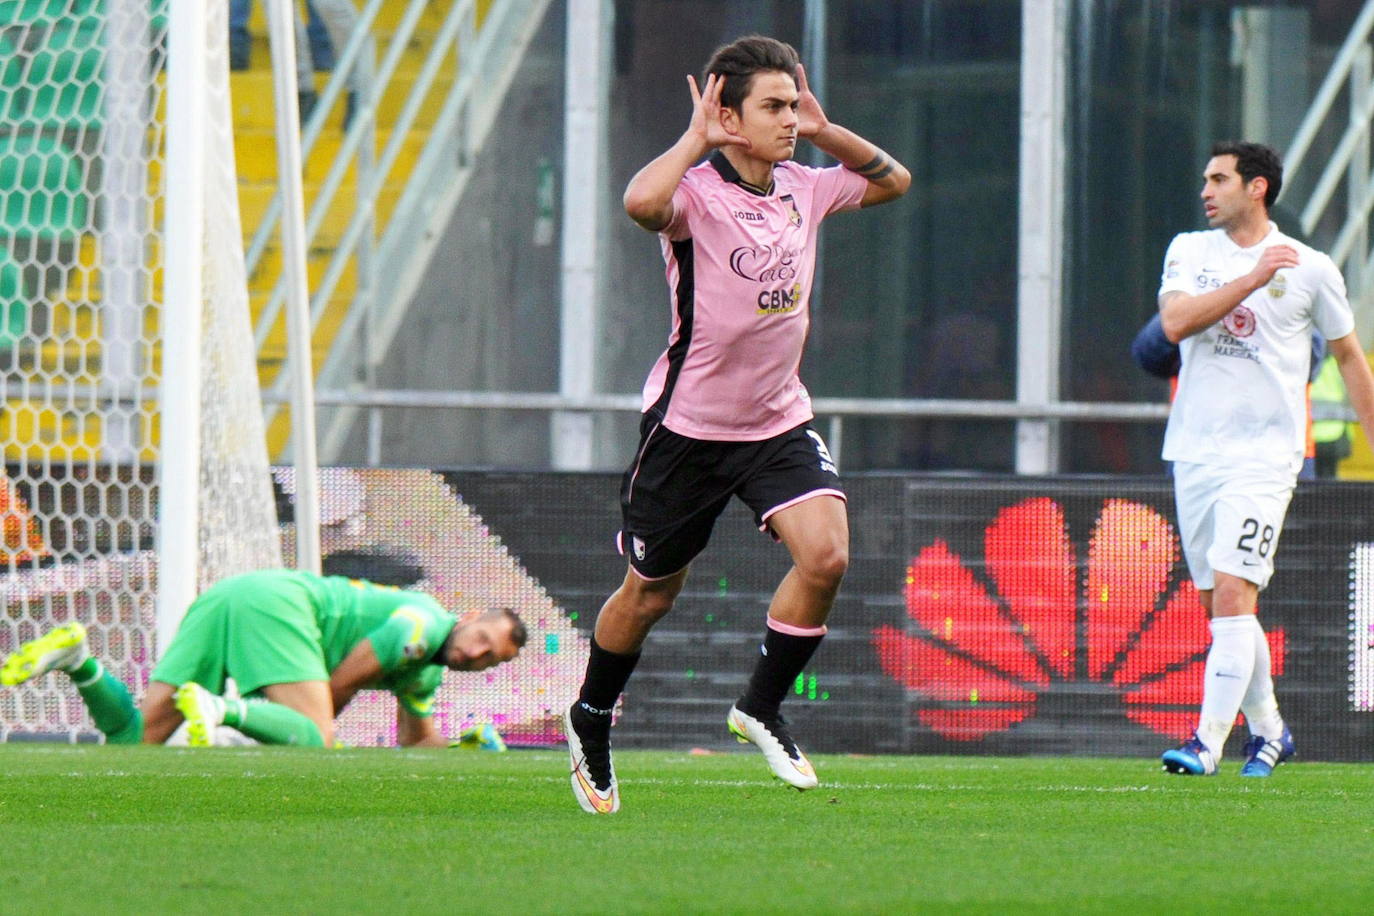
564, 35, 909, 813
1157, 142, 1374, 776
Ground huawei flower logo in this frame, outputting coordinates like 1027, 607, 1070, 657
873, 498, 1285, 742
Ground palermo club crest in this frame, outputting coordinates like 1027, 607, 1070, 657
779, 194, 802, 228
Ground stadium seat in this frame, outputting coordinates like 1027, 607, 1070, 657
0, 133, 91, 240
0, 248, 31, 350
19, 20, 105, 129
0, 0, 103, 27
0, 34, 21, 122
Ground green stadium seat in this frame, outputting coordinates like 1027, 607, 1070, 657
20, 21, 105, 128
0, 0, 103, 27
0, 133, 90, 240
0, 34, 22, 121
0, 248, 32, 349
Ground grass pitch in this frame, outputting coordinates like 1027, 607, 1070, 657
1, 745, 1370, 914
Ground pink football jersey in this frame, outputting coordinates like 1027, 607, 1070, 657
640, 153, 868, 441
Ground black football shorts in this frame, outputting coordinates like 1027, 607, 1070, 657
617, 417, 845, 579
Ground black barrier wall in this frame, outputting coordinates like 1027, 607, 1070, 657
6, 468, 1374, 758
454, 472, 1374, 762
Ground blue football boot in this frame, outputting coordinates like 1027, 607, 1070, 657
1161, 732, 1219, 776
1239, 726, 1295, 777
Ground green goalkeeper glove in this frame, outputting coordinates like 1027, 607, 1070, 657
448, 722, 507, 752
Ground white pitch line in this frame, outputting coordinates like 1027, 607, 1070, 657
38, 771, 1287, 797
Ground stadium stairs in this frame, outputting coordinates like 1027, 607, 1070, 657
232, 1, 450, 456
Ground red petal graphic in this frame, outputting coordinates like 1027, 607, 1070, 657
1121, 628, 1289, 740
1124, 709, 1197, 741
903, 541, 1047, 686
1113, 579, 1207, 685
918, 708, 1037, 742
874, 625, 1037, 740
1124, 656, 1273, 739
1120, 659, 1205, 708
1085, 500, 1179, 679
1122, 661, 1205, 742
878, 498, 1289, 746
984, 498, 1077, 679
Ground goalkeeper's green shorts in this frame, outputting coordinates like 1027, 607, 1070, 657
150, 573, 330, 696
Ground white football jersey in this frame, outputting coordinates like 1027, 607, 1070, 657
1158, 222, 1354, 474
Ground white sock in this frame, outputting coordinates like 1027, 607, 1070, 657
1196, 616, 1257, 757
1240, 615, 1285, 740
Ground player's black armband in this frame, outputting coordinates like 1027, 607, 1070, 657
849, 152, 895, 181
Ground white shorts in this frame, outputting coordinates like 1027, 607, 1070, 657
1173, 461, 1295, 591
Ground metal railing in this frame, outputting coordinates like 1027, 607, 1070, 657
46, 380, 1169, 469
1283, 0, 1374, 322
312, 0, 552, 462
248, 0, 383, 355
269, 389, 1170, 469
244, 0, 552, 458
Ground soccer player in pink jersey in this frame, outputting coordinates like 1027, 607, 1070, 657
565, 35, 909, 814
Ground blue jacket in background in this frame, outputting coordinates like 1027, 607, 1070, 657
1130, 314, 1180, 380
1130, 314, 1326, 382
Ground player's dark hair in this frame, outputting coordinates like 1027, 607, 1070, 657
1211, 141, 1283, 209
702, 35, 800, 113
483, 606, 528, 648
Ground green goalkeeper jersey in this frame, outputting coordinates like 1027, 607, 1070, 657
152, 570, 459, 714
301, 573, 458, 717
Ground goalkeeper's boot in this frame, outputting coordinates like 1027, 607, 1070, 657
1240, 726, 1295, 777
174, 682, 227, 748
1, 622, 89, 686
1161, 732, 1219, 776
565, 704, 618, 814
727, 704, 818, 790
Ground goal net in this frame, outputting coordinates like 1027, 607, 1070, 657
0, 0, 281, 741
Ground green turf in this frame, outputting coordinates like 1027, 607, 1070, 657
0, 746, 1370, 914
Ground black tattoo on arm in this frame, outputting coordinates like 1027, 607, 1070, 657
849, 152, 895, 182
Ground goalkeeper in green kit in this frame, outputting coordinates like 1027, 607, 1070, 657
0, 569, 527, 747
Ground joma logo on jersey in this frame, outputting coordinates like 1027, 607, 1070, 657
733, 210, 764, 222
758, 283, 803, 314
